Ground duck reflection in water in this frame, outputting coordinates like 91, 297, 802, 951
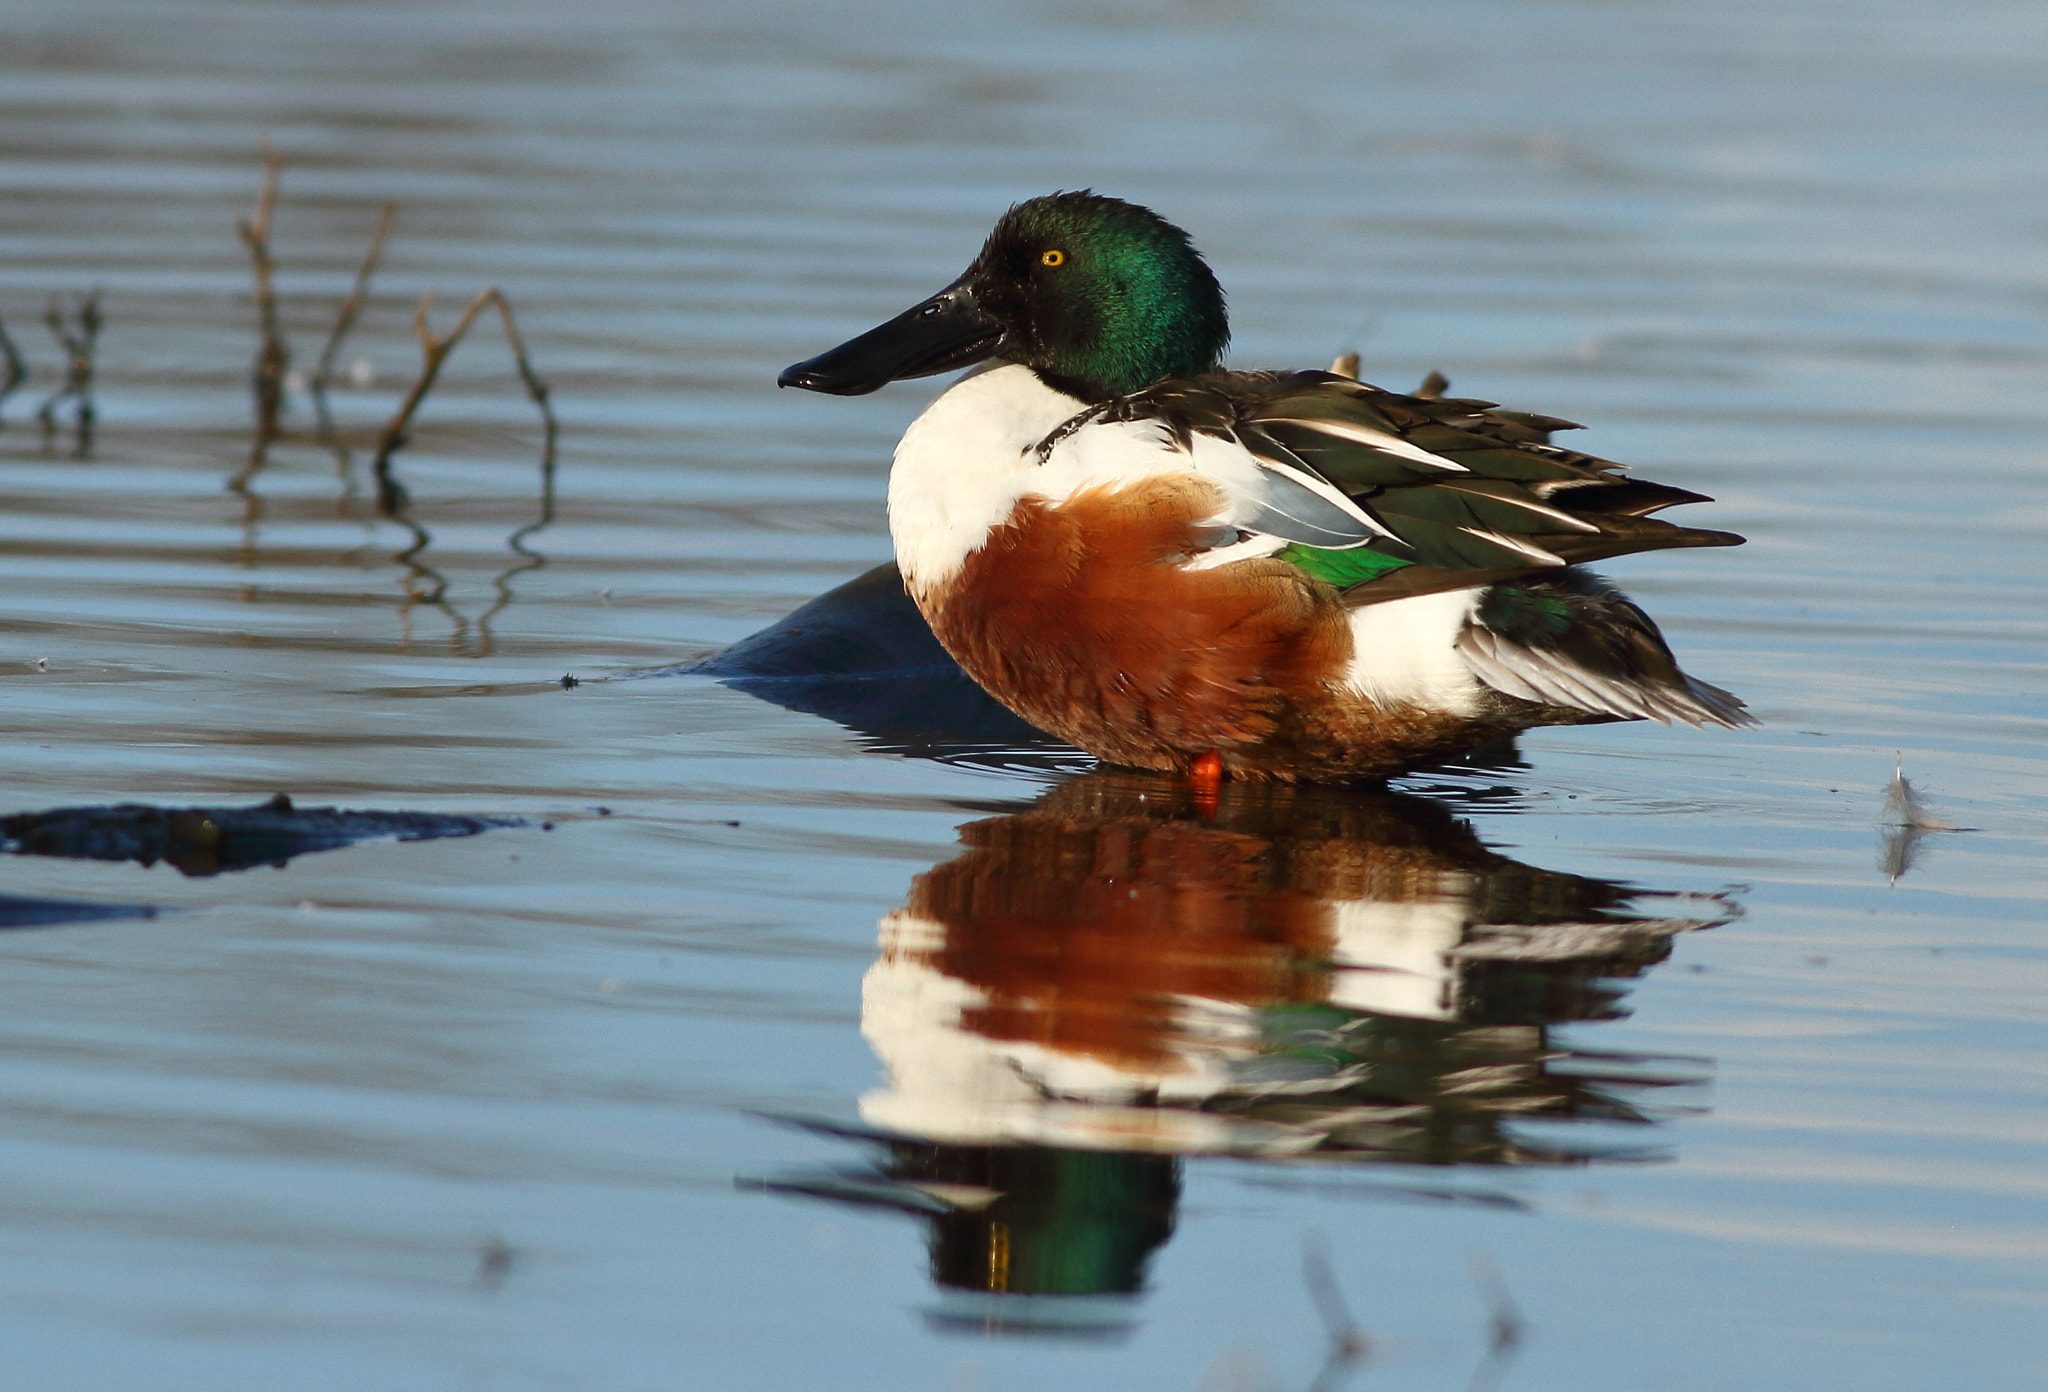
763, 770, 1729, 1338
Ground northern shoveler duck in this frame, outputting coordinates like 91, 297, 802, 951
780, 192, 1753, 781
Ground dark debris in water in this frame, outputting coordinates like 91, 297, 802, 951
1, 792, 524, 877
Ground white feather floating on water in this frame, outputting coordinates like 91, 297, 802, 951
1879, 756, 1975, 885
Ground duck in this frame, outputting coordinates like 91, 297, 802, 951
779, 191, 1753, 782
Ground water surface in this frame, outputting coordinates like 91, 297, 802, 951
0, 1, 2044, 1388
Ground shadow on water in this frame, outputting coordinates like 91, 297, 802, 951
749, 767, 1729, 1341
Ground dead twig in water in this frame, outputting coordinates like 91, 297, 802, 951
310, 201, 396, 444
1462, 1248, 1524, 1392
36, 291, 101, 454
0, 312, 26, 425
236, 146, 290, 461
1301, 1230, 1371, 1392
371, 287, 556, 515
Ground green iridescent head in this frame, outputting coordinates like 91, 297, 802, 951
967, 191, 1229, 400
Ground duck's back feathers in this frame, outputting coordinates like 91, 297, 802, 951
1073, 370, 1744, 603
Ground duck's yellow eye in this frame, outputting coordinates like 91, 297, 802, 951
1040, 249, 1065, 267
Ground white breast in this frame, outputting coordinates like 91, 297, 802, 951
888, 364, 1090, 591
888, 364, 1277, 591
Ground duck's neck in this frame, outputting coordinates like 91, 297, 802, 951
1025, 329, 1219, 403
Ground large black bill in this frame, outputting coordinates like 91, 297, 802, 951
778, 280, 1003, 396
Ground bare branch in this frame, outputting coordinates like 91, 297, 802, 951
371, 287, 557, 516
487, 290, 556, 442
237, 145, 290, 456
310, 202, 397, 441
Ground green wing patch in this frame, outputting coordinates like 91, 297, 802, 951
1278, 544, 1412, 589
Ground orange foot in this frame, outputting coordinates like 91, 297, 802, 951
1188, 750, 1224, 817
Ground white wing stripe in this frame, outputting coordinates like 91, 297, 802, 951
1460, 528, 1568, 566
1442, 487, 1601, 534
1266, 415, 1469, 471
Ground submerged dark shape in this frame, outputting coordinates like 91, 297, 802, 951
1, 793, 523, 877
688, 562, 961, 681
679, 563, 1062, 761
684, 567, 1548, 783
0, 892, 154, 930
753, 770, 1729, 1336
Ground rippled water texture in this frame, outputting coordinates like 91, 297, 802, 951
1, 1, 2044, 1388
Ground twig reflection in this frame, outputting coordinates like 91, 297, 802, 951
310, 201, 396, 446
1461, 1248, 1524, 1392
382, 439, 557, 658
475, 443, 559, 643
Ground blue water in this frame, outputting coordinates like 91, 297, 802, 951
0, 1, 2044, 1387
